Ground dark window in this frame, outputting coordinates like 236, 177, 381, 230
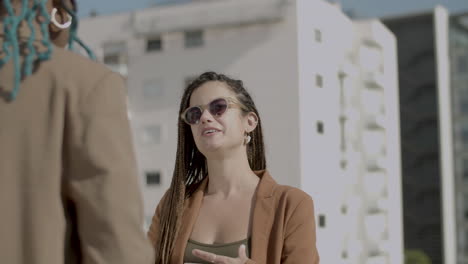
317, 121, 324, 134
461, 101, 468, 114
340, 160, 347, 169
146, 37, 162, 52
463, 129, 468, 145
146, 171, 161, 185
102, 42, 126, 65
185, 30, 204, 48
103, 53, 120, 65
341, 205, 347, 215
318, 215, 326, 227
457, 54, 468, 74
316, 74, 323, 88
464, 159, 468, 179
465, 231, 468, 253
314, 29, 322, 42
464, 194, 468, 220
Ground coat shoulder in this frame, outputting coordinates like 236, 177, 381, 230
272, 184, 314, 209
49, 48, 123, 90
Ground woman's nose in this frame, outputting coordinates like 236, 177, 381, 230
199, 109, 214, 124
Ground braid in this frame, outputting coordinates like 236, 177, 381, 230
36, 0, 52, 60
0, 0, 53, 101
0, 0, 96, 101
60, 0, 96, 60
154, 71, 266, 264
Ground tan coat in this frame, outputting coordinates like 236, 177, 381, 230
0, 24, 154, 264
148, 170, 319, 264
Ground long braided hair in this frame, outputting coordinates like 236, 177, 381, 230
0, 0, 95, 101
154, 71, 267, 264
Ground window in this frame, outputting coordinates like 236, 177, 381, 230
465, 194, 468, 219
457, 54, 468, 74
317, 121, 324, 134
463, 128, 468, 145
185, 30, 204, 48
461, 101, 468, 114
340, 160, 347, 169
103, 54, 120, 65
341, 205, 347, 215
146, 37, 162, 52
464, 158, 468, 179
315, 74, 323, 88
465, 231, 468, 253
314, 29, 322, 42
318, 215, 326, 227
102, 42, 127, 76
146, 171, 161, 186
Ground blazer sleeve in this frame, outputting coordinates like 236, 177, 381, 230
64, 72, 154, 264
281, 194, 319, 264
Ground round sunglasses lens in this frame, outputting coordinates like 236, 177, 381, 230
209, 98, 228, 116
186, 107, 202, 124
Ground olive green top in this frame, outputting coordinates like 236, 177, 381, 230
183, 237, 251, 264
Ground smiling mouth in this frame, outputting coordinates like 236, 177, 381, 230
203, 129, 220, 135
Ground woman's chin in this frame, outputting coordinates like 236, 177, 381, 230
200, 143, 223, 154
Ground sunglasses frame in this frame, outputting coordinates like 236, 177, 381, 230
180, 97, 247, 125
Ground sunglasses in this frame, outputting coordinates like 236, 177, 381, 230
181, 97, 246, 125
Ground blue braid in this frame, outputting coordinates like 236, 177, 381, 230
36, 0, 53, 60
61, 2, 96, 60
1, 0, 96, 100
23, 0, 39, 76
0, 0, 53, 101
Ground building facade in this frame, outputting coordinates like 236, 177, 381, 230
450, 11, 468, 264
383, 6, 457, 264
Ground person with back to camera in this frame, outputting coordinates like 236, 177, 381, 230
0, 0, 154, 263
148, 71, 320, 264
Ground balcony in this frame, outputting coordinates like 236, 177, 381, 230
362, 71, 385, 89
132, 0, 285, 35
363, 114, 386, 130
105, 63, 128, 77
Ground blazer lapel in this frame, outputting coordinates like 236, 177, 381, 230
171, 178, 208, 263
250, 170, 276, 263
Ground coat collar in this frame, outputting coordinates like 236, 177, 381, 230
171, 170, 277, 263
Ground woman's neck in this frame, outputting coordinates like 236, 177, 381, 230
205, 150, 259, 198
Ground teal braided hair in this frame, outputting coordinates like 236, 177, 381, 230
0, 0, 53, 101
61, 0, 96, 60
0, 0, 96, 101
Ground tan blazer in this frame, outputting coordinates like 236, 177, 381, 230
148, 170, 319, 263
0, 23, 154, 264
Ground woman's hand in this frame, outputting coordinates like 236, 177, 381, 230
192, 244, 250, 264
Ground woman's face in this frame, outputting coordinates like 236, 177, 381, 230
188, 81, 250, 157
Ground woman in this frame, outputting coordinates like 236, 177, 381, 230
148, 72, 319, 264
0, 1, 153, 263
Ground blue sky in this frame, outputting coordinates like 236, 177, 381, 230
77, 0, 468, 18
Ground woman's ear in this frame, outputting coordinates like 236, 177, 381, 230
48, 4, 71, 47
244, 112, 259, 133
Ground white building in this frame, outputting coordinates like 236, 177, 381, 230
80, 0, 404, 263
